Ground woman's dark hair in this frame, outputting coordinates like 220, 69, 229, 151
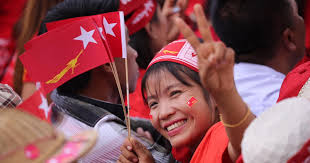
141, 62, 212, 106
129, 0, 165, 69
38, 0, 119, 95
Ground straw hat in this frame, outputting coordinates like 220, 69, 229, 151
241, 97, 310, 163
0, 109, 97, 163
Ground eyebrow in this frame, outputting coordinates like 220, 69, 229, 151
146, 83, 183, 102
164, 83, 183, 93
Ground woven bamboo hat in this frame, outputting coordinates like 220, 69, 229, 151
0, 109, 97, 163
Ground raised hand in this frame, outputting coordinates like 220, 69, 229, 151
163, 0, 189, 42
175, 4, 236, 97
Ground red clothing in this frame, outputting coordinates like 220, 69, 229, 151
277, 61, 310, 102
190, 122, 229, 163
236, 155, 244, 163
0, 0, 26, 39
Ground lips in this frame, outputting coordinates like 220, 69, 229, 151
166, 120, 186, 131
163, 119, 187, 137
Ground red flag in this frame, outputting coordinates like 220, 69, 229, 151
20, 18, 111, 93
17, 88, 51, 123
46, 12, 127, 59
187, 96, 198, 107
46, 14, 114, 62
101, 12, 127, 58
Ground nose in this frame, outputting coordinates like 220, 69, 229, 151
158, 103, 176, 120
128, 45, 138, 58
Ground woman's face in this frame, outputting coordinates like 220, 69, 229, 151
145, 69, 215, 149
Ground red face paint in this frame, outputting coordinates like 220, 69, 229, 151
187, 96, 198, 107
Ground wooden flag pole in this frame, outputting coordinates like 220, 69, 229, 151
125, 57, 131, 138
108, 62, 130, 137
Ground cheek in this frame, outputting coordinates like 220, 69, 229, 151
150, 111, 162, 132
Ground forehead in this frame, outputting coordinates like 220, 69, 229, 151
145, 70, 180, 93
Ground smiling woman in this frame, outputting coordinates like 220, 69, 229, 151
142, 62, 218, 151
142, 59, 216, 150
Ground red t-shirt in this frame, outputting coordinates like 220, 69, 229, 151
190, 122, 229, 163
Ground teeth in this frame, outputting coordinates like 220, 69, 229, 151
166, 120, 186, 131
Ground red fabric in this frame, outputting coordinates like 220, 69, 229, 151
20, 18, 111, 93
236, 155, 244, 163
23, 69, 32, 82
125, 0, 157, 35
277, 61, 310, 102
47, 12, 126, 59
1, 54, 17, 87
128, 69, 150, 119
185, 0, 206, 17
119, 0, 148, 16
190, 122, 229, 163
0, 0, 26, 39
172, 147, 192, 163
287, 139, 310, 163
17, 88, 51, 123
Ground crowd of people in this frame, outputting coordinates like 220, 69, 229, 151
0, 0, 309, 162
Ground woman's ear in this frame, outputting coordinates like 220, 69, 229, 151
144, 22, 158, 39
282, 28, 297, 52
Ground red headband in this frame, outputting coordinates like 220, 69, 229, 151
148, 39, 198, 72
120, 0, 157, 35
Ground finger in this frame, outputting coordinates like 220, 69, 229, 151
175, 17, 200, 50
197, 42, 214, 60
225, 47, 235, 64
176, 0, 188, 11
136, 127, 144, 135
194, 4, 213, 43
119, 154, 135, 163
123, 138, 133, 151
162, 0, 175, 16
120, 145, 138, 162
213, 42, 226, 64
144, 131, 154, 143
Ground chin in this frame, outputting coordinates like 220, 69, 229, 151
169, 134, 192, 148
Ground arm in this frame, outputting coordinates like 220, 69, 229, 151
175, 4, 255, 162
